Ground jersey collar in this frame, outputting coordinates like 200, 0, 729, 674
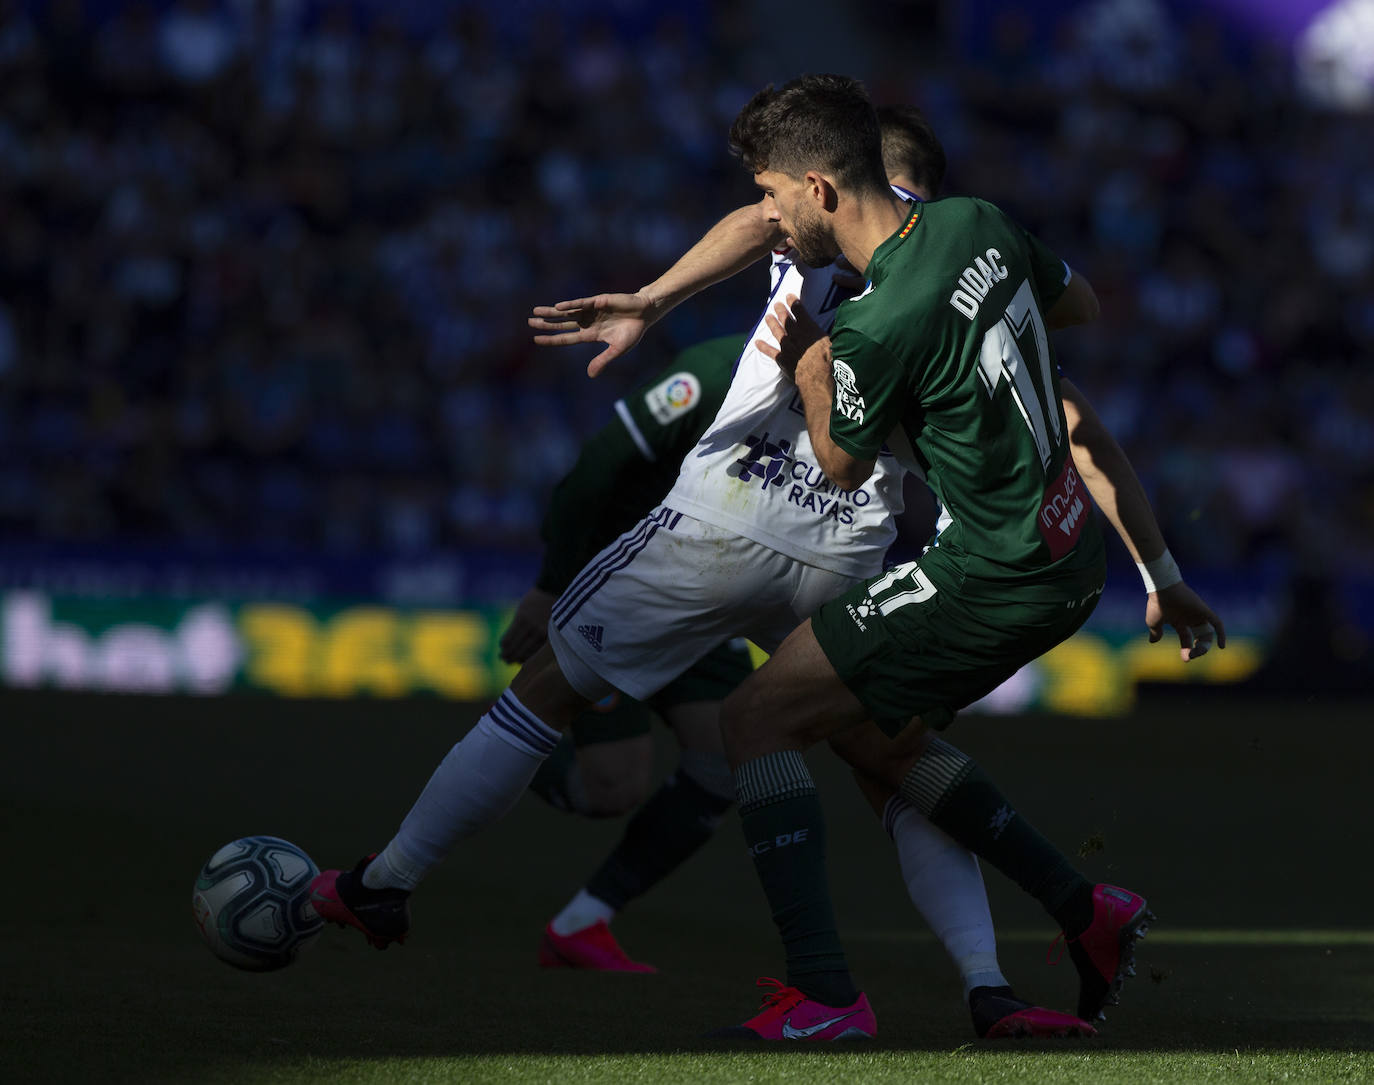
867, 202, 923, 285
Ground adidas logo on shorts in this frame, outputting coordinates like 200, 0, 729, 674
577, 624, 605, 652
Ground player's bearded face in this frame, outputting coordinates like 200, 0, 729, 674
786, 201, 838, 268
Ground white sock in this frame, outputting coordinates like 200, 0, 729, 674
550, 889, 616, 936
363, 690, 561, 890
885, 795, 1008, 998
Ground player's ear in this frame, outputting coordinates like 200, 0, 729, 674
802, 170, 829, 212
813, 174, 839, 213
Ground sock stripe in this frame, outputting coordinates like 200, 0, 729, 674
882, 794, 913, 839
488, 691, 561, 757
900, 737, 974, 817
735, 751, 815, 812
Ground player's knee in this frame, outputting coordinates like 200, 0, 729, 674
577, 753, 653, 817
719, 687, 762, 762
846, 765, 893, 819
677, 749, 735, 805
510, 641, 604, 728
829, 719, 930, 788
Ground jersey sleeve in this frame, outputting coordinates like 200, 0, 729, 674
533, 418, 647, 594
825, 327, 911, 462
1021, 225, 1071, 313
615, 335, 742, 462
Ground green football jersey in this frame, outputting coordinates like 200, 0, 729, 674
828, 197, 1103, 596
535, 335, 742, 594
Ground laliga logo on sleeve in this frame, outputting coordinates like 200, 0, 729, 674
645, 372, 701, 424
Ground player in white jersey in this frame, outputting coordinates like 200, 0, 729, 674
538, 242, 874, 703
308, 104, 1174, 1040
661, 241, 913, 580
534, 178, 944, 703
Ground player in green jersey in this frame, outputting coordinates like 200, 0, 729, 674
711, 74, 1225, 1039
505, 330, 1098, 1035
526, 98, 1220, 1036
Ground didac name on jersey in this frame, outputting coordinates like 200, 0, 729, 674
949, 247, 1009, 320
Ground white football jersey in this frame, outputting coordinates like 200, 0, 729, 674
665, 245, 917, 579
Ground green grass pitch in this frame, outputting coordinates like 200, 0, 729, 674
4, 689, 1372, 1083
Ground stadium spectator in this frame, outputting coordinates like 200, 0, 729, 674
0, 0, 1365, 592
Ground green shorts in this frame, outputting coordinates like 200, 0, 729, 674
811, 556, 1104, 734
568, 638, 755, 747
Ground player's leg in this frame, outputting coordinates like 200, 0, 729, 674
842, 750, 1095, 1038
312, 509, 713, 949
835, 719, 1097, 964
536, 695, 659, 971
310, 639, 598, 947
368, 638, 596, 887
846, 760, 1005, 1000
541, 642, 749, 972
891, 729, 1152, 1022
529, 695, 656, 818
818, 563, 1153, 1022
581, 640, 749, 921
717, 618, 877, 1037
314, 511, 796, 952
571, 704, 735, 919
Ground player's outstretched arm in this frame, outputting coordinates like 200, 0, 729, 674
529, 292, 657, 377
1061, 378, 1163, 566
1062, 377, 1225, 661
529, 201, 781, 377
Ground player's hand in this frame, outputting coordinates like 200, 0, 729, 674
499, 588, 558, 664
755, 294, 826, 379
1146, 581, 1226, 662
529, 292, 659, 377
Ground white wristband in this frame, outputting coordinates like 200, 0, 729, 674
1136, 549, 1182, 594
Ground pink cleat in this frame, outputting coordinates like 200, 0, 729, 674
971, 985, 1097, 1038
538, 920, 657, 973
1052, 883, 1154, 1022
309, 855, 411, 950
716, 978, 876, 1041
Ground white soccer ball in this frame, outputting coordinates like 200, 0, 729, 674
192, 835, 324, 971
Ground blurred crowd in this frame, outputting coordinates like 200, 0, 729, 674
1, 0, 1370, 580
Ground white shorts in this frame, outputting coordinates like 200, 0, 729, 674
547, 507, 861, 702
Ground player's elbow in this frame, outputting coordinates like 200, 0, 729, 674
1077, 289, 1101, 325
1047, 274, 1100, 329
833, 467, 872, 492
822, 453, 874, 493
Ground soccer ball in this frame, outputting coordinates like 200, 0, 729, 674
192, 835, 324, 971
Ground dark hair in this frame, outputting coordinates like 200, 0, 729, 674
728, 74, 888, 194
876, 104, 947, 197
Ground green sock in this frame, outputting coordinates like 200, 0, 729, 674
586, 767, 733, 911
736, 751, 858, 1007
901, 738, 1093, 934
